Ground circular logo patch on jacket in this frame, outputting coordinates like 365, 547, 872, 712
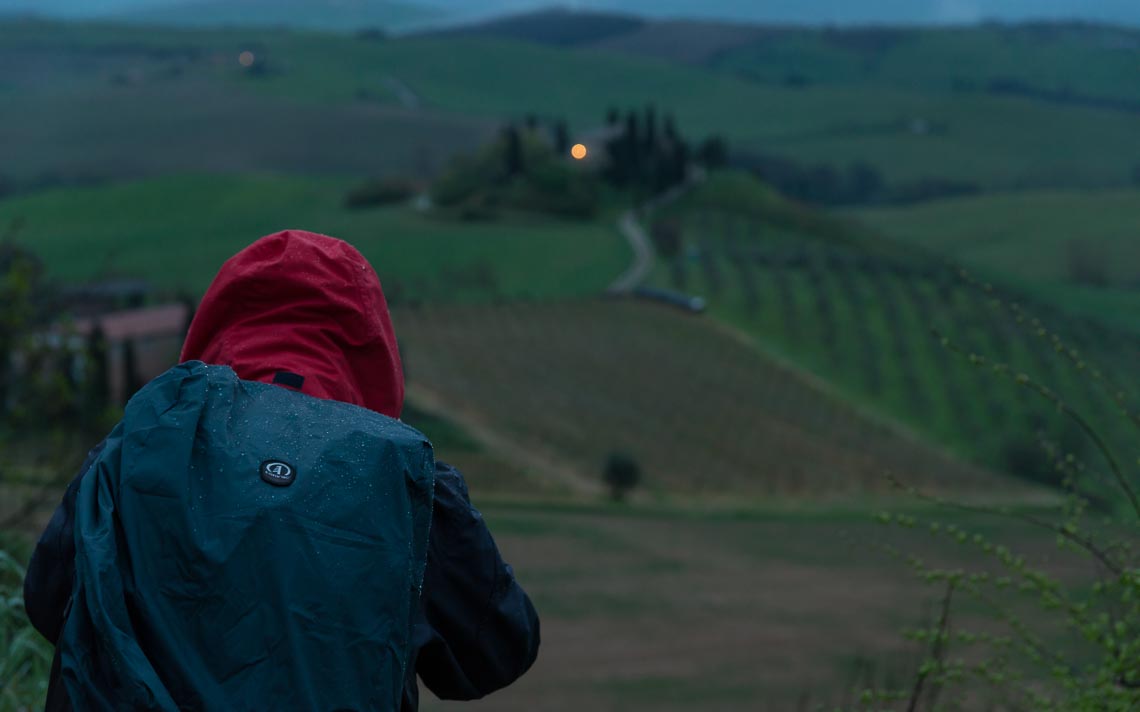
260, 460, 296, 487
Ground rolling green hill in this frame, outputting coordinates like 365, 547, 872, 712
3, 19, 1139, 194
8, 167, 1131, 499
647, 172, 1139, 497
0, 170, 1047, 502
0, 173, 629, 300
196, 35, 1140, 191
849, 188, 1140, 332
0, 81, 493, 187
0, 20, 496, 186
707, 24, 1140, 106
394, 300, 1031, 500
458, 12, 1140, 108
0, 165, 1091, 500
2, 17, 1137, 501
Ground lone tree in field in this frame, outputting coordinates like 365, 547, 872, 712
603, 452, 641, 502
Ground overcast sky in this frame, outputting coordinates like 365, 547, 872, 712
3, 0, 1138, 26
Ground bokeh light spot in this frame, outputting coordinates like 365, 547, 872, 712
239, 51, 255, 68
570, 143, 588, 160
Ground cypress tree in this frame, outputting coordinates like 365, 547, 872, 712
554, 120, 570, 156
504, 125, 523, 177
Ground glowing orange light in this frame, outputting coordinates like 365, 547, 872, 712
570, 143, 588, 160
238, 51, 255, 67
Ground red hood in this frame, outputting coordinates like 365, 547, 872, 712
181, 230, 403, 418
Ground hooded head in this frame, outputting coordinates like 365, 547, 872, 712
181, 230, 403, 418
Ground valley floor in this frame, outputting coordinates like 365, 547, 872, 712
420, 501, 1085, 711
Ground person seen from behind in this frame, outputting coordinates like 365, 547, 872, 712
23, 230, 541, 711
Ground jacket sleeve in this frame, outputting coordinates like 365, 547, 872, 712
23, 440, 107, 644
413, 461, 540, 700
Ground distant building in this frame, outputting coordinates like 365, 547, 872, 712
70, 303, 191, 405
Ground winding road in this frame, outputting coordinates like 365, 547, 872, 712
606, 168, 706, 295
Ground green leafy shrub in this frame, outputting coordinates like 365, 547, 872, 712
858, 310, 1140, 711
0, 536, 52, 711
0, 240, 124, 709
343, 178, 419, 210
431, 127, 600, 219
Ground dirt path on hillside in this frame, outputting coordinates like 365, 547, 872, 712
606, 168, 706, 294
606, 210, 654, 294
406, 384, 602, 496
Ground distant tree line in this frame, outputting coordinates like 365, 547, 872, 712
601, 104, 727, 196
440, 10, 644, 47
355, 28, 388, 42
427, 107, 735, 218
731, 151, 981, 206
953, 76, 1140, 115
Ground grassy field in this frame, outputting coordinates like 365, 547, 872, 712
0, 173, 629, 300
0, 59, 496, 187
445, 12, 1140, 107
706, 24, 1140, 104
0, 81, 493, 185
2, 495, 1088, 711
0, 20, 495, 183
411, 500, 1091, 711
3, 19, 1140, 193
849, 188, 1140, 331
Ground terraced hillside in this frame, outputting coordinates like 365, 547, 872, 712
647, 173, 1140, 498
393, 300, 1037, 501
